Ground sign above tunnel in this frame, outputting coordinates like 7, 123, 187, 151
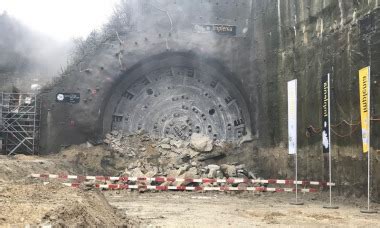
193, 24, 237, 36
56, 93, 80, 104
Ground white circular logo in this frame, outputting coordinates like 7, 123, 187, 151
56, 93, 64, 101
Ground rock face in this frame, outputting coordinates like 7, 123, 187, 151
190, 134, 213, 152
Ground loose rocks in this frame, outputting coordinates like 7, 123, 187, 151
103, 132, 259, 188
190, 133, 213, 152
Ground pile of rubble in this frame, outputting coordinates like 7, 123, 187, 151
103, 131, 259, 187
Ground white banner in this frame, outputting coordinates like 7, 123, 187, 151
321, 73, 330, 154
288, 79, 297, 155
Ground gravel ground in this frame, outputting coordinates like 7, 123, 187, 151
106, 191, 380, 227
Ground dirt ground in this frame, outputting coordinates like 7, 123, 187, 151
106, 191, 380, 227
1, 145, 380, 227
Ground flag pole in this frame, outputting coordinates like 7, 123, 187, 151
288, 79, 303, 206
291, 150, 304, 205
323, 73, 338, 209
360, 66, 377, 214
294, 150, 299, 203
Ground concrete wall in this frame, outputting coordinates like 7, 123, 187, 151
251, 0, 380, 200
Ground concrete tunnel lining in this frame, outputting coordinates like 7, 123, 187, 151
102, 52, 252, 142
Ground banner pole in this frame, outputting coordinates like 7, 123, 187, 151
368, 65, 371, 211
294, 153, 302, 205
368, 135, 370, 211
328, 72, 332, 207
328, 72, 332, 206
360, 66, 376, 214
296, 151, 298, 203
323, 73, 338, 209
367, 66, 372, 212
289, 79, 303, 206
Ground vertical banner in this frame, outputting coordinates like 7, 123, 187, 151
288, 79, 297, 155
321, 73, 339, 209
359, 66, 370, 153
321, 74, 330, 154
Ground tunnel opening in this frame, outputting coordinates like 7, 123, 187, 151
102, 52, 251, 142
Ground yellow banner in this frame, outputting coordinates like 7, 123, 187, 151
359, 66, 370, 153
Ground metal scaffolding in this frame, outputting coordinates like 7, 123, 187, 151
0, 93, 40, 155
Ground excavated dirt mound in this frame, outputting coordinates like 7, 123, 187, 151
0, 155, 75, 182
0, 181, 137, 227
0, 151, 140, 227
53, 145, 121, 176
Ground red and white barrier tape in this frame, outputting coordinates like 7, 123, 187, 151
49, 182, 318, 192
32, 173, 335, 186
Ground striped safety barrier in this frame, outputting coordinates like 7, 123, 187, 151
32, 173, 335, 186
52, 182, 319, 192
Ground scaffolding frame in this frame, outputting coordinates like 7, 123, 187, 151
0, 93, 40, 155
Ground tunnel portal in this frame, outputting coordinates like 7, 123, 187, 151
105, 54, 250, 142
